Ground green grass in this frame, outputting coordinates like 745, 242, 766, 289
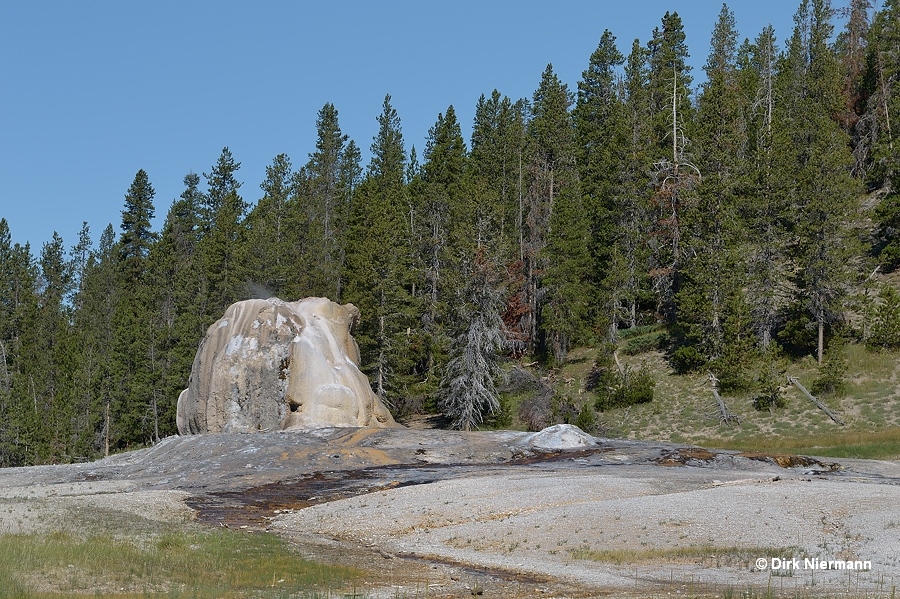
501, 337, 900, 465
0, 527, 363, 598
540, 339, 900, 452
698, 427, 900, 460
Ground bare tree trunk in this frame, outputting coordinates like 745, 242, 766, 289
765, 46, 773, 135
788, 376, 845, 425
709, 373, 740, 425
518, 149, 524, 262
879, 55, 894, 152
0, 340, 9, 394
613, 350, 625, 378
105, 399, 110, 457
377, 347, 385, 401
547, 168, 555, 232
672, 64, 678, 165
817, 319, 824, 366
377, 310, 386, 401
151, 389, 160, 445
431, 222, 440, 307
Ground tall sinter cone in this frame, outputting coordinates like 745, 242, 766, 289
176, 297, 398, 434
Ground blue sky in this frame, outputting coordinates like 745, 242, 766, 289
1, 1, 831, 252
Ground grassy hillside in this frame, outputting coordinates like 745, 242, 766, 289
498, 339, 900, 460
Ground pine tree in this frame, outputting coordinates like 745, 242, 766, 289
119, 170, 156, 279
696, 4, 742, 172
200, 147, 240, 231
864, 0, 898, 185
470, 90, 528, 263
616, 38, 655, 331
243, 154, 294, 298
525, 65, 584, 358
81, 225, 121, 455
0, 225, 40, 466
67, 223, 104, 458
866, 0, 900, 268
31, 232, 75, 461
677, 3, 754, 379
413, 106, 470, 391
70, 222, 92, 308
111, 171, 158, 448
574, 30, 628, 339
647, 11, 694, 157
741, 24, 786, 348
199, 148, 248, 317
875, 184, 900, 271
0, 221, 17, 458
540, 182, 592, 363
776, 0, 861, 364
343, 95, 415, 408
646, 12, 698, 321
835, 0, 872, 176
469, 91, 530, 355
341, 140, 363, 203
292, 104, 358, 300
145, 174, 205, 440
0, 231, 73, 465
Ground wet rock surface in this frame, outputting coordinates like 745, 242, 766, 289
2, 426, 900, 596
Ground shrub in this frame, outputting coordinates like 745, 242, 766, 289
671, 345, 706, 374
811, 339, 848, 397
595, 361, 655, 411
551, 394, 579, 424
487, 396, 513, 428
518, 393, 551, 432
623, 362, 655, 406
508, 365, 554, 431
574, 403, 598, 433
753, 376, 785, 411
585, 353, 619, 393
393, 393, 427, 418
753, 346, 786, 411
868, 284, 900, 350
504, 366, 542, 393
623, 332, 667, 356
776, 310, 816, 357
617, 324, 659, 340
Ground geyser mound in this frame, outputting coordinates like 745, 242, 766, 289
176, 297, 398, 434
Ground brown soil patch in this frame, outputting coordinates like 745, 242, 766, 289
738, 451, 841, 470
655, 446, 717, 466
187, 471, 425, 528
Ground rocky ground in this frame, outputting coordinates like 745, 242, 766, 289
2, 426, 899, 597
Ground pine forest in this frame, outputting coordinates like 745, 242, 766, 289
2, 0, 899, 466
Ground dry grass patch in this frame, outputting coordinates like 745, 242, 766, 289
568, 545, 802, 568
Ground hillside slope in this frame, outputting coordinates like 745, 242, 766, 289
500, 340, 900, 460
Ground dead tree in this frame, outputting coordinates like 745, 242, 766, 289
613, 350, 625, 378
709, 373, 740, 425
787, 376, 845, 426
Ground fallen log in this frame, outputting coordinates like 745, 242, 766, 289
787, 376, 845, 426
